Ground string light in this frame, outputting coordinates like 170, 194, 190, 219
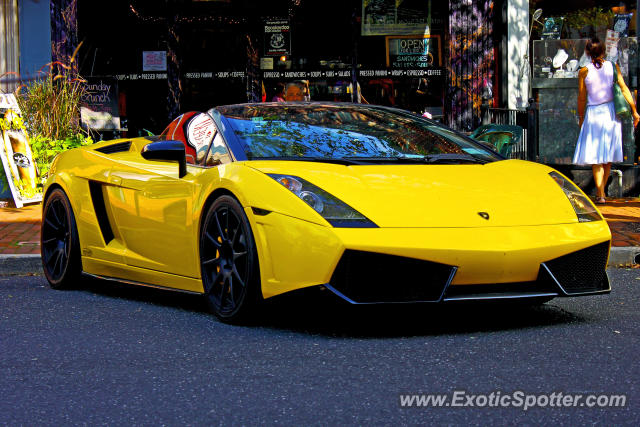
128, 3, 246, 25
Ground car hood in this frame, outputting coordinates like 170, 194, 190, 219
246, 159, 584, 228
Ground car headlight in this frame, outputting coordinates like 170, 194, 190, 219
549, 171, 602, 222
268, 174, 378, 228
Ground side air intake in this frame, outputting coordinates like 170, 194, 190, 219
88, 181, 114, 244
95, 141, 132, 154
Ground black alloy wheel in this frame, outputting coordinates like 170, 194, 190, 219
200, 195, 260, 323
41, 188, 82, 289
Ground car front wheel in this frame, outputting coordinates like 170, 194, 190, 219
200, 195, 260, 323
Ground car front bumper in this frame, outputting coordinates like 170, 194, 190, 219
250, 210, 611, 302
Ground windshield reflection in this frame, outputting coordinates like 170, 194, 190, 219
216, 104, 500, 163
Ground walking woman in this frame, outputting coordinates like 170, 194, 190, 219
573, 37, 640, 204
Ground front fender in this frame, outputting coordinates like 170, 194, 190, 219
192, 163, 329, 227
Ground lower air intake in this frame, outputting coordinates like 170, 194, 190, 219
328, 250, 455, 303
544, 241, 610, 294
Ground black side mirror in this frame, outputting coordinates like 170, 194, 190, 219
141, 140, 187, 178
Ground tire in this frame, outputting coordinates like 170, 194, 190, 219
200, 195, 260, 323
41, 188, 82, 289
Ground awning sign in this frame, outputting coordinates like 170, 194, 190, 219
264, 19, 291, 57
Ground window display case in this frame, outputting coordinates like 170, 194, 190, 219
532, 38, 638, 164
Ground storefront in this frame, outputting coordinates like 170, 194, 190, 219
62, 0, 501, 136
529, 0, 639, 167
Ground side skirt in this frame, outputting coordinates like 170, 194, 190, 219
83, 272, 203, 295
82, 256, 204, 294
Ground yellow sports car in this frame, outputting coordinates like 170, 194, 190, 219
42, 103, 611, 323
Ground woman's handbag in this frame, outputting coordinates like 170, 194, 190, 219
612, 62, 631, 118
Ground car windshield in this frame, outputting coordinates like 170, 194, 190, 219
214, 103, 501, 164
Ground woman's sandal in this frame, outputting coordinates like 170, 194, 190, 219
595, 197, 606, 205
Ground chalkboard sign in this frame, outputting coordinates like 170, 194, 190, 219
80, 77, 122, 131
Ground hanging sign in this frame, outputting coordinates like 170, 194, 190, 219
614, 14, 633, 37
264, 19, 291, 57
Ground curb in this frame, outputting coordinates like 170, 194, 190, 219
608, 246, 640, 267
0, 254, 42, 275
1, 248, 639, 276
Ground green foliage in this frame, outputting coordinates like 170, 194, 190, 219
30, 133, 93, 185
565, 7, 614, 32
12, 58, 94, 188
16, 63, 86, 141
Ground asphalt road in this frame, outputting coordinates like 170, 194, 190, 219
0, 269, 638, 425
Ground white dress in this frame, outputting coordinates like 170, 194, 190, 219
572, 61, 623, 165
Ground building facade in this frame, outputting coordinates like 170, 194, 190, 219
31, 0, 507, 135
3, 1, 636, 144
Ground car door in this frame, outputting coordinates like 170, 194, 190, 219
104, 160, 200, 279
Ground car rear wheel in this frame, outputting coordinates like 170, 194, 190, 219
41, 188, 82, 289
200, 195, 260, 323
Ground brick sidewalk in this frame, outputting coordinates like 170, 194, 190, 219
598, 199, 640, 247
0, 204, 41, 255
1, 199, 640, 256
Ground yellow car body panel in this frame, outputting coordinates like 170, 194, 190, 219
245, 159, 582, 228
44, 136, 611, 299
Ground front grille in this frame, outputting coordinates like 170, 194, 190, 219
544, 241, 610, 294
328, 250, 455, 303
95, 141, 132, 154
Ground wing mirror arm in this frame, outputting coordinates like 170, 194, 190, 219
141, 140, 187, 178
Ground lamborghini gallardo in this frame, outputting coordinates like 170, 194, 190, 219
41, 103, 611, 323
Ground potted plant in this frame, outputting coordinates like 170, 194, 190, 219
16, 60, 93, 187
